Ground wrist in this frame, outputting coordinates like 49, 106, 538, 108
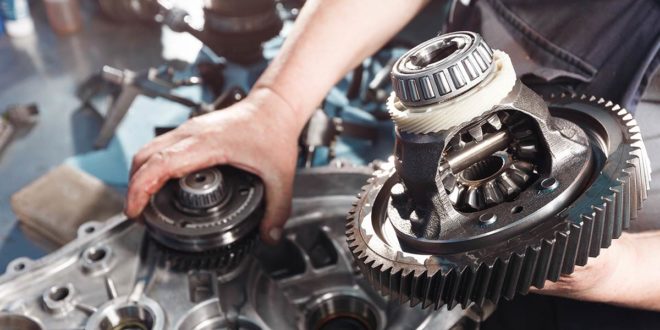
598, 233, 638, 305
247, 85, 311, 133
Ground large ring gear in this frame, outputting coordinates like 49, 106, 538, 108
346, 32, 651, 309
143, 166, 264, 270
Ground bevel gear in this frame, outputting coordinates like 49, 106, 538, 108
143, 166, 264, 270
346, 32, 650, 310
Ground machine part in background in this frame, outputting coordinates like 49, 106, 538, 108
97, 0, 161, 22
0, 118, 14, 158
0, 166, 493, 330
0, 104, 40, 159
158, 0, 283, 65
299, 109, 381, 168
89, 65, 204, 149
143, 166, 264, 270
347, 32, 651, 309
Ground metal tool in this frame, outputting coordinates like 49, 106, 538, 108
347, 32, 651, 309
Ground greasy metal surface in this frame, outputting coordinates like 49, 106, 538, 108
0, 1, 202, 269
0, 167, 489, 329
348, 93, 650, 310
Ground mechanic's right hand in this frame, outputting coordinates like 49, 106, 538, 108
125, 88, 303, 245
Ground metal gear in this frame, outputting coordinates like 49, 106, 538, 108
443, 112, 540, 212
346, 32, 650, 310
144, 166, 264, 270
151, 230, 257, 271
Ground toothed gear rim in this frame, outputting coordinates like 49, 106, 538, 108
346, 95, 650, 310
151, 230, 257, 271
391, 31, 494, 107
144, 166, 265, 253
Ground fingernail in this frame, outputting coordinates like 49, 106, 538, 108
268, 227, 282, 242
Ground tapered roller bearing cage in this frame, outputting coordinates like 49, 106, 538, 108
347, 32, 650, 309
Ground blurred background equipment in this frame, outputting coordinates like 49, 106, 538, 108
0, 103, 39, 159
157, 0, 284, 65
43, 0, 82, 35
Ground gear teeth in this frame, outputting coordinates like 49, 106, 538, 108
153, 232, 257, 271
487, 258, 507, 304
472, 264, 492, 306
467, 187, 485, 210
588, 206, 604, 257
518, 246, 539, 294
561, 223, 582, 274
547, 231, 568, 281
487, 114, 503, 130
483, 181, 504, 205
468, 125, 484, 142
497, 172, 520, 195
444, 271, 461, 310
346, 94, 650, 310
457, 267, 478, 308
502, 254, 524, 300
448, 184, 465, 206
507, 168, 529, 185
601, 195, 616, 248
443, 174, 457, 192
531, 239, 554, 288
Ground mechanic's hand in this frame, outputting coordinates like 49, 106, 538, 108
125, 88, 303, 244
532, 233, 635, 304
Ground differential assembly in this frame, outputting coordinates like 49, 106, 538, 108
144, 166, 264, 270
346, 32, 651, 309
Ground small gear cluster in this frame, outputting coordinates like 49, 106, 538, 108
346, 32, 650, 310
443, 112, 541, 212
143, 166, 264, 270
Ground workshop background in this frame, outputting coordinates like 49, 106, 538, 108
0, 0, 659, 329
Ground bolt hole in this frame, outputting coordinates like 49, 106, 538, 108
49, 287, 70, 302
13, 263, 25, 271
511, 206, 523, 214
86, 247, 107, 262
479, 213, 497, 225
540, 177, 559, 191
84, 226, 95, 234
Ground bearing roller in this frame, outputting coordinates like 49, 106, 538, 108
144, 166, 264, 270
347, 32, 650, 309
391, 31, 494, 106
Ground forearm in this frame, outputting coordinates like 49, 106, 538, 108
253, 0, 429, 130
538, 231, 660, 311
605, 231, 660, 310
